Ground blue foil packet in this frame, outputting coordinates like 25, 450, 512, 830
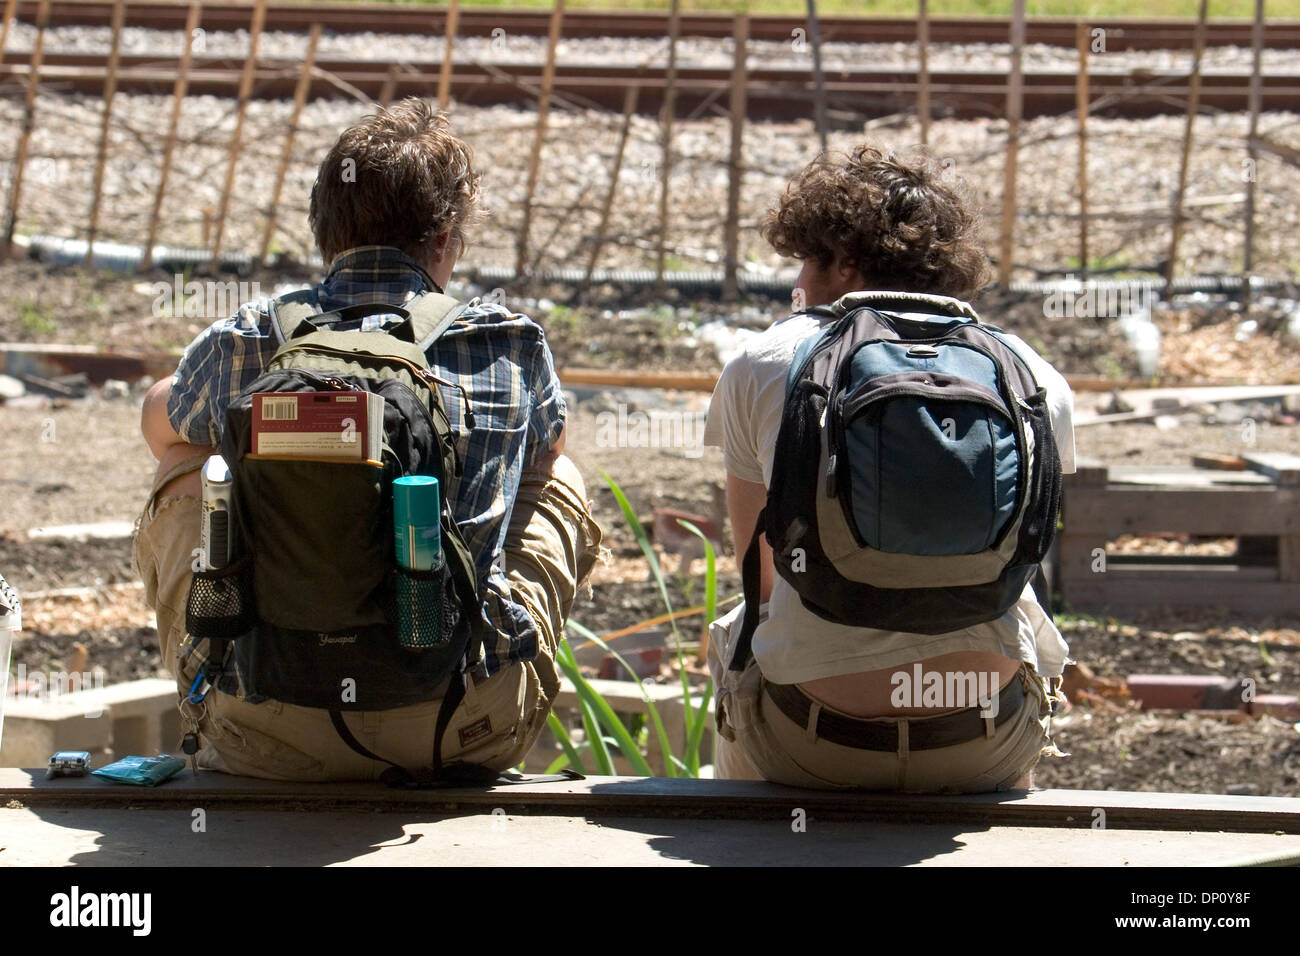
91, 754, 186, 787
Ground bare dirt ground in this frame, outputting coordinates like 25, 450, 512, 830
3, 271, 1299, 794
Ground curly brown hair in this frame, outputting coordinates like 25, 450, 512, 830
761, 145, 991, 300
309, 98, 482, 266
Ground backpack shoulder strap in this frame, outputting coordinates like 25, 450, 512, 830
268, 287, 322, 346
406, 292, 469, 353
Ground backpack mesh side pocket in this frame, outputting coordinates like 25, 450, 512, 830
390, 563, 460, 650
186, 554, 256, 641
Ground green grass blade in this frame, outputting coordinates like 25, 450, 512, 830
556, 638, 615, 775
574, 680, 655, 777
555, 636, 648, 775
674, 518, 718, 759
567, 620, 677, 778
598, 469, 679, 641
599, 470, 698, 772
685, 676, 714, 776
546, 711, 587, 775
577, 695, 615, 775
676, 519, 717, 626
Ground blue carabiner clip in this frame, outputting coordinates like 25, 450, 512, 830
186, 671, 211, 704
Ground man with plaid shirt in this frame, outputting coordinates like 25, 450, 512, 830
135, 100, 603, 780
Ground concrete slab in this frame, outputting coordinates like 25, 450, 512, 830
3, 806, 1299, 867
26, 521, 135, 540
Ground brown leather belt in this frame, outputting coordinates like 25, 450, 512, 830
763, 674, 1025, 751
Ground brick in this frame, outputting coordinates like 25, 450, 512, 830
1247, 694, 1300, 720
1127, 674, 1247, 711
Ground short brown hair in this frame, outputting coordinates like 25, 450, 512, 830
309, 98, 482, 265
761, 145, 991, 300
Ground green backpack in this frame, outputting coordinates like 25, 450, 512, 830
186, 289, 483, 785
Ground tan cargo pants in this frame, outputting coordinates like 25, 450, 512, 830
133, 452, 602, 781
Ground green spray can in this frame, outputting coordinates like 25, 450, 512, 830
393, 476, 444, 648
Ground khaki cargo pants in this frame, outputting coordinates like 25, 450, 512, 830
133, 453, 602, 781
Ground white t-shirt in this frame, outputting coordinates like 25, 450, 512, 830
703, 297, 1074, 683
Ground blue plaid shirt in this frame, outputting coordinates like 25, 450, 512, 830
166, 246, 566, 675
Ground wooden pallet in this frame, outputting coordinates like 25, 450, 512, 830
4, 769, 1298, 834
1058, 453, 1300, 616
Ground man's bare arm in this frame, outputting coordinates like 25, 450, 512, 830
140, 376, 215, 499
533, 422, 567, 471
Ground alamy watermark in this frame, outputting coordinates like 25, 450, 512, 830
595, 404, 707, 459
890, 663, 1001, 718
49, 886, 151, 936
1042, 276, 1156, 319
9, 663, 106, 717
150, 275, 263, 320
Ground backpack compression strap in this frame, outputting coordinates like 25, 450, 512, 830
327, 673, 585, 789
327, 671, 467, 788
728, 508, 766, 673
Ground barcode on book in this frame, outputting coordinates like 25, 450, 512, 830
260, 397, 298, 421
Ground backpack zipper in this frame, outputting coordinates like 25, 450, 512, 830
828, 356, 1030, 552
813, 313, 1039, 551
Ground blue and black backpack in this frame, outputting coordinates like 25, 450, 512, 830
729, 291, 1063, 671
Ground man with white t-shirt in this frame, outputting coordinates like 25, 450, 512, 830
703, 145, 1072, 791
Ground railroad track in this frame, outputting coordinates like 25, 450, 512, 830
8, 0, 1300, 50
3, 50, 1298, 119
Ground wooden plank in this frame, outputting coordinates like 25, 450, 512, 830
1065, 487, 1298, 536
806, 0, 828, 153
1191, 453, 1248, 470
514, 0, 564, 279
1249, 133, 1300, 168
1, 0, 50, 259
1075, 19, 1089, 279
142, 0, 201, 271
1164, 0, 1209, 297
916, 0, 929, 144
208, 0, 266, 269
722, 12, 748, 301
2, 770, 1297, 833
1071, 563, 1275, 578
1242, 0, 1265, 303
0, 0, 18, 73
83, 0, 125, 267
1063, 457, 1108, 486
1055, 530, 1108, 579
258, 21, 320, 262
581, 85, 639, 296
1280, 533, 1300, 583
1075, 383, 1300, 426
996, 0, 1025, 286
1242, 451, 1300, 485
654, 0, 681, 289
1060, 575, 1299, 616
376, 61, 400, 106
436, 0, 459, 111
1105, 466, 1270, 487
